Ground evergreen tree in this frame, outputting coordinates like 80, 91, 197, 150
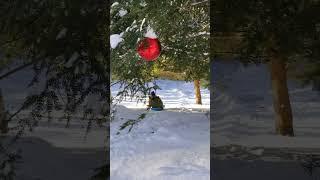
293, 61, 320, 91
0, 0, 109, 178
0, 0, 109, 131
111, 0, 209, 104
212, 0, 320, 136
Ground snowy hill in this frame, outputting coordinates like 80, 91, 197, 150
110, 80, 210, 180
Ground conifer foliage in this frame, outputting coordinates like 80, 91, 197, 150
212, 0, 320, 136
111, 0, 209, 102
0, 0, 109, 178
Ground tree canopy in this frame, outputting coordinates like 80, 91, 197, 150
0, 0, 109, 125
0, 1, 109, 177
111, 0, 210, 99
212, 0, 320, 136
212, 0, 320, 63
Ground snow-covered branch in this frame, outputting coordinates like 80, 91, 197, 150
191, 0, 209, 6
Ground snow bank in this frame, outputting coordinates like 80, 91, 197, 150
110, 106, 210, 180
111, 80, 210, 180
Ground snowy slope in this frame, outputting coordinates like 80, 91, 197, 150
110, 80, 210, 180
212, 62, 320, 149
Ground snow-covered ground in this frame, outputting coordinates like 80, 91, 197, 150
211, 62, 320, 180
0, 69, 107, 180
212, 61, 320, 149
110, 80, 210, 180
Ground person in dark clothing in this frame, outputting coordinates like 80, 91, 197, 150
147, 91, 164, 110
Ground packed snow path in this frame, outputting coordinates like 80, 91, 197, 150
111, 80, 210, 180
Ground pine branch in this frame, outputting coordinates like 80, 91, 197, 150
0, 62, 33, 80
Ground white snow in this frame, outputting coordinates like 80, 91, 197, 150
249, 148, 264, 156
56, 28, 67, 40
144, 25, 158, 39
10, 119, 106, 149
140, 1, 147, 7
111, 2, 119, 7
111, 80, 210, 109
191, 0, 209, 6
140, 18, 146, 32
212, 62, 320, 149
189, 31, 210, 37
118, 8, 128, 17
110, 80, 210, 180
0, 69, 107, 180
131, 20, 137, 26
110, 33, 124, 49
198, 31, 209, 35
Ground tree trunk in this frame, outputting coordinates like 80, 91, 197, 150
194, 80, 202, 105
269, 58, 294, 136
0, 89, 8, 134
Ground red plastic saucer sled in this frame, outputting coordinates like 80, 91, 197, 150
137, 37, 161, 61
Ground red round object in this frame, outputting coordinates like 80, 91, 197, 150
137, 37, 161, 61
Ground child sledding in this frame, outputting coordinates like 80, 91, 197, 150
146, 91, 164, 111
